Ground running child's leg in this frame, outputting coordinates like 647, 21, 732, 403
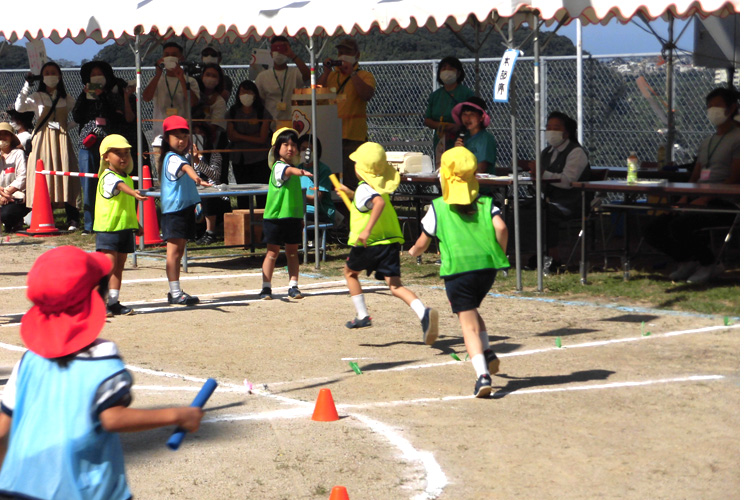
386, 276, 439, 345
344, 264, 370, 328
260, 244, 280, 299
166, 238, 198, 305
285, 243, 303, 299
477, 313, 499, 374
459, 308, 493, 397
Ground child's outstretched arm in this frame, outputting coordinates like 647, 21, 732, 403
117, 182, 148, 202
99, 405, 204, 434
182, 164, 211, 187
409, 232, 432, 257
493, 214, 509, 253
284, 166, 313, 179
357, 196, 384, 247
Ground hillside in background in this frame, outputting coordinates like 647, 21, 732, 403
86, 25, 577, 67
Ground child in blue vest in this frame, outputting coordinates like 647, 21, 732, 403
260, 127, 313, 300
94, 134, 148, 317
0, 246, 204, 499
409, 147, 509, 398
335, 142, 438, 344
158, 115, 210, 305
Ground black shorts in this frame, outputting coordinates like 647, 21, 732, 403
444, 269, 497, 313
162, 205, 197, 241
263, 218, 303, 246
346, 243, 401, 281
95, 229, 135, 253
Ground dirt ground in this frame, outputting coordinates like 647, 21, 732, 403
0, 239, 739, 499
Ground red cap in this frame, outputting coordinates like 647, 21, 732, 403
163, 115, 189, 133
21, 247, 112, 359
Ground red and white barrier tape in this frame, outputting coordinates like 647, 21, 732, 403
38, 170, 142, 181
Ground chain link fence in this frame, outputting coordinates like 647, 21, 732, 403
0, 54, 734, 167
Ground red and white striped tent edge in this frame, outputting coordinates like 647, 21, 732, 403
0, 0, 739, 43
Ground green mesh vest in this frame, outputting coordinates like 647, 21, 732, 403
432, 196, 509, 277
348, 183, 403, 247
93, 170, 139, 232
264, 161, 304, 220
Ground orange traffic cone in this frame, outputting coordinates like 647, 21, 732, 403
329, 486, 350, 500
136, 164, 163, 245
311, 388, 339, 422
22, 160, 60, 236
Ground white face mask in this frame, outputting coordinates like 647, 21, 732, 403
239, 94, 255, 107
706, 107, 729, 127
89, 75, 106, 86
43, 75, 59, 88
546, 130, 565, 148
202, 56, 218, 65
272, 52, 289, 65
339, 55, 357, 65
9, 122, 18, 131
440, 70, 458, 86
202, 77, 219, 90
0, 140, 9, 150
163, 56, 179, 70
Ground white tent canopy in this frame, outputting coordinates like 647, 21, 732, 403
1, 0, 738, 44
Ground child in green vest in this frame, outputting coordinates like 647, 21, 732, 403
260, 127, 313, 300
93, 135, 148, 316
409, 147, 510, 398
335, 142, 439, 344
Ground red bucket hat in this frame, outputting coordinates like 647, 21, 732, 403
163, 115, 189, 133
21, 247, 112, 359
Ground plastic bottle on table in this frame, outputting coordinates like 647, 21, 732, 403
626, 151, 639, 184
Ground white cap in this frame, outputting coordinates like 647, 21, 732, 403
151, 135, 163, 148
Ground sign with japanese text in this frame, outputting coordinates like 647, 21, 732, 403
493, 49, 519, 103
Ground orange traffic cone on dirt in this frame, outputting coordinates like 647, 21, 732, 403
136, 164, 163, 245
329, 485, 350, 500
23, 160, 60, 236
311, 388, 339, 422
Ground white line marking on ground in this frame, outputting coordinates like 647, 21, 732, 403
0, 272, 267, 291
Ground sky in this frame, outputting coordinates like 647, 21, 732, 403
42, 18, 695, 64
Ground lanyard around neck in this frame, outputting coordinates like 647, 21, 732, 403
272, 68, 289, 102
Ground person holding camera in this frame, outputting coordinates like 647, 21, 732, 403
72, 61, 127, 234
318, 36, 376, 191
255, 36, 310, 130
15, 61, 80, 231
142, 42, 200, 136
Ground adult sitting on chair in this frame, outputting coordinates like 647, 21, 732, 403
644, 87, 739, 284
525, 111, 590, 269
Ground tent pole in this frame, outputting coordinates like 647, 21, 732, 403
576, 20, 583, 143
665, 16, 675, 165
309, 34, 320, 268
508, 19, 522, 291
534, 13, 544, 292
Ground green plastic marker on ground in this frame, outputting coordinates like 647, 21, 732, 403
450, 353, 462, 361
555, 337, 562, 348
642, 321, 651, 336
724, 316, 730, 326
349, 362, 362, 375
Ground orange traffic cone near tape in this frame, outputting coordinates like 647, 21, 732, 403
23, 160, 60, 236
311, 388, 339, 422
136, 164, 163, 245
329, 485, 350, 500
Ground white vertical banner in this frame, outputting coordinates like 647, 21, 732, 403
493, 49, 519, 103
25, 39, 47, 75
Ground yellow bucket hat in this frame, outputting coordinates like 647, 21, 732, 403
349, 142, 400, 195
440, 147, 479, 205
267, 127, 301, 167
98, 134, 133, 176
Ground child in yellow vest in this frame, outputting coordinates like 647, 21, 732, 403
409, 147, 509, 398
260, 127, 313, 300
93, 135, 148, 316
335, 142, 438, 343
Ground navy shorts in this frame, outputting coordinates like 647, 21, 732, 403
95, 230, 135, 253
162, 205, 197, 241
444, 269, 497, 313
346, 243, 401, 281
263, 218, 303, 246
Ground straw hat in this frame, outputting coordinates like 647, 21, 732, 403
439, 147, 479, 205
98, 134, 133, 176
0, 122, 21, 149
21, 247, 112, 359
349, 142, 400, 195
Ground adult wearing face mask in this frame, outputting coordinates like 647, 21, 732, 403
643, 87, 740, 284
143, 42, 200, 136
5, 109, 34, 152
73, 60, 126, 234
15, 61, 80, 231
0, 123, 30, 233
201, 46, 233, 102
194, 64, 227, 143
424, 56, 473, 165
525, 111, 590, 269
318, 36, 376, 191
254, 36, 310, 129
